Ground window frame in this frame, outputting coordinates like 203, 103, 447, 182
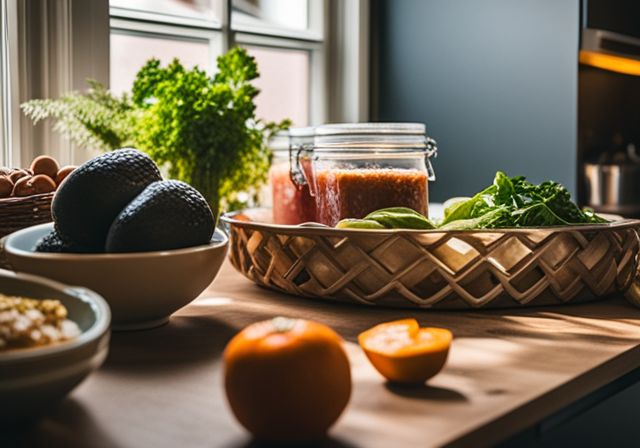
235, 33, 325, 126
231, 0, 324, 42
1, 0, 21, 167
6, 0, 369, 166
110, 0, 327, 126
109, 18, 221, 77
110, 2, 223, 31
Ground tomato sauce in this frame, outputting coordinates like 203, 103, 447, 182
314, 168, 428, 226
270, 163, 316, 225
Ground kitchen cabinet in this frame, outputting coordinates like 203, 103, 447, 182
372, 0, 580, 202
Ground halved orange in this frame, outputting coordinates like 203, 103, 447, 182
358, 319, 452, 384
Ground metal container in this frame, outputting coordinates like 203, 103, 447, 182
585, 163, 640, 216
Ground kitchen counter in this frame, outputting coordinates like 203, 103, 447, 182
6, 261, 640, 448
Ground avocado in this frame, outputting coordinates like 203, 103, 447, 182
105, 180, 215, 253
35, 229, 101, 253
52, 149, 162, 247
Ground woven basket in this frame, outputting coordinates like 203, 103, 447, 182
222, 209, 640, 309
0, 193, 54, 269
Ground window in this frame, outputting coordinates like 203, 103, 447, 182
0, 0, 18, 168
4, 0, 367, 166
109, 0, 326, 126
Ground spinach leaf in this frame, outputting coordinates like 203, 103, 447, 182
440, 185, 494, 225
336, 219, 386, 230
439, 205, 511, 230
441, 171, 608, 228
364, 207, 436, 229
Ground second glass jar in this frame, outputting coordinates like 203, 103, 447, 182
270, 128, 316, 225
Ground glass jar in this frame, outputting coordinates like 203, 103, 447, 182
269, 127, 317, 224
292, 123, 437, 227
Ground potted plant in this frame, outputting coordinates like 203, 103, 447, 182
22, 47, 290, 214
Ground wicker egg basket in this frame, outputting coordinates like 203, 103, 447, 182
0, 193, 54, 269
222, 208, 640, 310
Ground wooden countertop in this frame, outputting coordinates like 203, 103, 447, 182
11, 262, 640, 448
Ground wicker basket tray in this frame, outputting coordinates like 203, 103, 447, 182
221, 208, 640, 309
0, 193, 54, 269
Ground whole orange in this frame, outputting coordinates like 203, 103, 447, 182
223, 317, 351, 444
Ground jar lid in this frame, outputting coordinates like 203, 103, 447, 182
314, 122, 429, 151
289, 127, 315, 138
315, 122, 425, 136
270, 131, 290, 152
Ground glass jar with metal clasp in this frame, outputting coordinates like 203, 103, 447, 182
269, 127, 316, 224
291, 123, 437, 227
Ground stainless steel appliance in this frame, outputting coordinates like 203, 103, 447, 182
579, 0, 640, 217
585, 163, 640, 216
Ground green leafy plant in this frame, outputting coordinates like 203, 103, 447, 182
439, 171, 608, 229
21, 79, 136, 151
21, 48, 290, 213
337, 172, 607, 230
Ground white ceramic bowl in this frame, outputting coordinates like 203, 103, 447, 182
0, 269, 110, 422
4, 223, 229, 330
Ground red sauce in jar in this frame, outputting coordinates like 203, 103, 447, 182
315, 168, 428, 226
270, 163, 316, 224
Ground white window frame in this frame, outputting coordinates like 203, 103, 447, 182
8, 0, 109, 166
5, 0, 369, 166
110, 0, 328, 125
110, 0, 224, 75
109, 18, 221, 76
1, 0, 21, 167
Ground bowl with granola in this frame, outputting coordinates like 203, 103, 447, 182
0, 268, 110, 421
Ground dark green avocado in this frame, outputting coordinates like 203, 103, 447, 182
52, 149, 162, 247
35, 229, 101, 253
105, 180, 215, 253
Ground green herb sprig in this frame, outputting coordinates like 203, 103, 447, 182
21, 79, 136, 151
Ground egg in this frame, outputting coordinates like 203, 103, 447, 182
30, 155, 60, 179
9, 169, 29, 184
55, 165, 76, 186
0, 176, 13, 198
12, 175, 56, 197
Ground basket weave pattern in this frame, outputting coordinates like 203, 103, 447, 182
228, 221, 640, 309
0, 193, 54, 269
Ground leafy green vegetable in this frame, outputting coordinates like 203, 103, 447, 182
442, 197, 470, 219
130, 49, 290, 212
364, 207, 436, 229
336, 207, 436, 230
21, 48, 290, 214
336, 219, 386, 230
439, 171, 608, 228
334, 172, 608, 231
439, 206, 510, 230
21, 80, 135, 151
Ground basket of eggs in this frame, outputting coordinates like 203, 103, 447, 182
0, 156, 74, 268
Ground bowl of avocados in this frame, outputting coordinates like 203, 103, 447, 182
4, 149, 229, 330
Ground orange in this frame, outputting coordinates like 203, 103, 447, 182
223, 317, 351, 444
358, 319, 452, 384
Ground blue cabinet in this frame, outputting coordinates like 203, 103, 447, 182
372, 0, 580, 202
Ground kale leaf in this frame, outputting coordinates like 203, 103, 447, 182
440, 171, 608, 228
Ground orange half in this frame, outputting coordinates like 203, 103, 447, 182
359, 319, 452, 384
